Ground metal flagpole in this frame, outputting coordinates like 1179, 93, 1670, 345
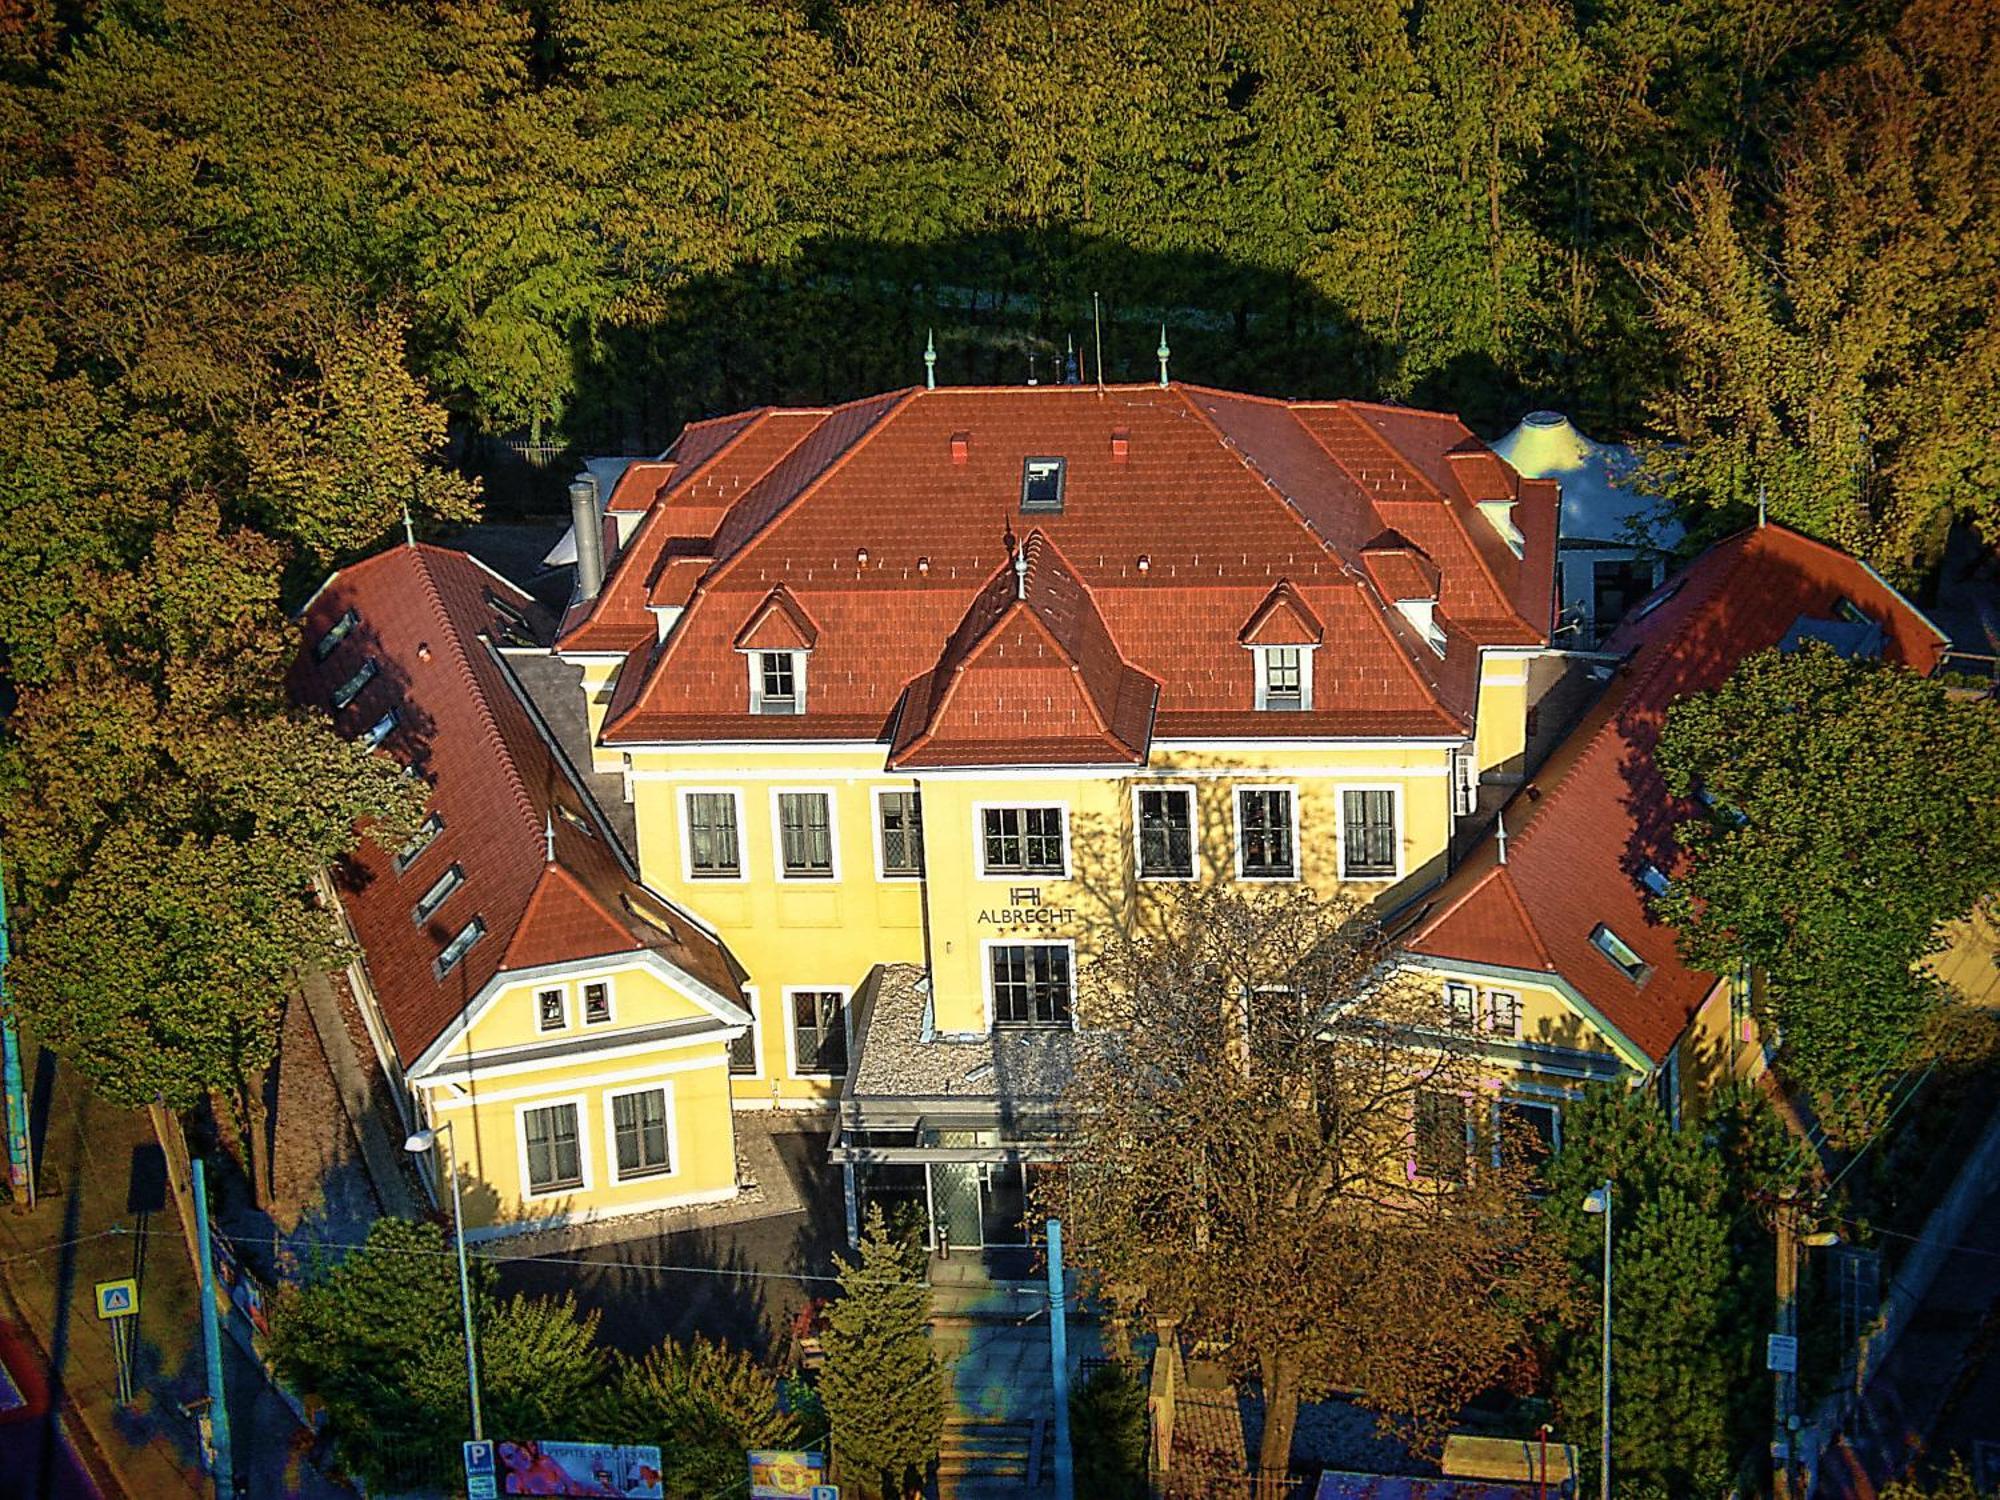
0, 856, 35, 1209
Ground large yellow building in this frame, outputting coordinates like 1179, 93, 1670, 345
294, 544, 752, 1239
547, 381, 1569, 1250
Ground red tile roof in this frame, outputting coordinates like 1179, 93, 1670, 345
890, 530, 1160, 768
1404, 524, 1951, 1063
290, 544, 743, 1063
733, 586, 819, 652
560, 384, 1557, 757
1238, 580, 1327, 647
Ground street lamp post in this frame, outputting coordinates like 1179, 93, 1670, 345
405, 1122, 483, 1441
1582, 1180, 1613, 1500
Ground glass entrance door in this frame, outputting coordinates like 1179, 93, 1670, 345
929, 1163, 982, 1250
979, 1162, 1029, 1247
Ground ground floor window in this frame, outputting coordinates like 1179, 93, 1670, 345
1413, 1091, 1469, 1183
609, 1087, 672, 1180
791, 990, 849, 1077
522, 1102, 583, 1194
729, 1015, 758, 1076
1497, 1098, 1560, 1163
989, 943, 1072, 1027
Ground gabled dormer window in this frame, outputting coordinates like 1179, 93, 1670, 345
1255, 645, 1312, 711
314, 607, 359, 661
750, 650, 805, 715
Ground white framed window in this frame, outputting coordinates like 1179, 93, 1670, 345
1254, 645, 1314, 711
772, 789, 838, 881
681, 789, 747, 881
986, 941, 1075, 1029
787, 989, 850, 1079
518, 1097, 588, 1197
411, 863, 464, 925
978, 805, 1067, 878
874, 788, 924, 879
1496, 1097, 1561, 1162
1451, 749, 1478, 818
583, 980, 613, 1025
1234, 786, 1298, 880
1591, 923, 1650, 982
434, 916, 484, 978
1444, 981, 1477, 1028
729, 988, 759, 1077
749, 650, 806, 715
604, 1084, 675, 1182
394, 812, 445, 873
1339, 786, 1400, 880
536, 987, 566, 1032
1483, 989, 1522, 1040
1020, 456, 1067, 513
1134, 786, 1196, 881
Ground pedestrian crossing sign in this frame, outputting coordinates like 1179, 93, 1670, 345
93, 1279, 138, 1321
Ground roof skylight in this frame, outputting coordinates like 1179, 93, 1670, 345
1020, 457, 1066, 514
314, 607, 359, 661
331, 658, 379, 710
1590, 923, 1650, 982
434, 916, 485, 977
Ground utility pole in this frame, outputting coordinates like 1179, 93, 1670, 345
0, 858, 34, 1210
191, 1156, 236, 1498
1772, 1190, 1800, 1500
1046, 1218, 1074, 1500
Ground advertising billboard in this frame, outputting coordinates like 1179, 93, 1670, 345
497, 1440, 664, 1498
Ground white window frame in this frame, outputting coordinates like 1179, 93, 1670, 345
980, 938, 1079, 1032
1335, 782, 1404, 882
1483, 988, 1522, 1041
602, 1081, 680, 1184
515, 1094, 592, 1200
1444, 980, 1478, 1028
535, 985, 567, 1033
1494, 1096, 1563, 1158
747, 649, 807, 716
680, 787, 750, 883
1133, 784, 1199, 882
1232, 784, 1301, 882
783, 985, 853, 1080
973, 802, 1071, 882
769, 787, 840, 883
729, 985, 761, 1078
581, 976, 615, 1026
1253, 644, 1315, 711
872, 786, 926, 881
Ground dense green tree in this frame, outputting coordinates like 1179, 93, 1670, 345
819, 1205, 945, 1500
1655, 643, 2000, 1128
614, 1334, 810, 1496
1070, 1362, 1149, 1500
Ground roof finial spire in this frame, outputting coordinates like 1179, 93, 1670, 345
924, 327, 937, 391
1495, 805, 1508, 865
1014, 541, 1029, 600
1065, 334, 1080, 385
544, 811, 556, 864
402, 504, 416, 549
1157, 323, 1171, 387
1757, 478, 1767, 529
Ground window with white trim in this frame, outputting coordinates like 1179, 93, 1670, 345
981, 807, 1064, 876
1444, 981, 1477, 1028
1237, 789, 1295, 879
394, 812, 445, 873
751, 651, 805, 715
1484, 989, 1522, 1039
411, 863, 464, 925
522, 1102, 582, 1193
685, 792, 742, 878
314, 607, 359, 661
1136, 788, 1194, 879
434, 916, 484, 977
1256, 645, 1308, 710
1341, 790, 1397, 879
729, 1015, 758, 1076
1020, 457, 1066, 513
1414, 1091, 1469, 1182
877, 791, 924, 877
777, 792, 834, 878
583, 981, 611, 1025
610, 1088, 671, 1180
1591, 923, 1650, 982
790, 991, 848, 1077
1498, 1098, 1559, 1164
536, 988, 565, 1032
331, 658, 379, 710
990, 943, 1072, 1028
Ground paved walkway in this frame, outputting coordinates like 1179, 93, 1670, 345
1, 1042, 351, 1499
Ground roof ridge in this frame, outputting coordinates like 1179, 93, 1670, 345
1494, 867, 1556, 970
1167, 385, 1351, 559
412, 548, 542, 846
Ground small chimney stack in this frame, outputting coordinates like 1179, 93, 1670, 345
569, 473, 605, 602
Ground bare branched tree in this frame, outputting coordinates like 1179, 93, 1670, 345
1043, 884, 1567, 1477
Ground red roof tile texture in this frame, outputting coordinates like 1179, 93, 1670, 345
560, 384, 1555, 757
1405, 524, 1950, 1063
291, 545, 742, 1063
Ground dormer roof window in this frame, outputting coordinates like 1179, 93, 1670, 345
1255, 644, 1313, 711
314, 607, 359, 661
751, 650, 805, 715
1021, 457, 1066, 514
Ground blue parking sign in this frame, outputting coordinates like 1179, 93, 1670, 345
464, 1440, 497, 1500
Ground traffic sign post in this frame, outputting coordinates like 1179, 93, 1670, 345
463, 1439, 497, 1500
93, 1279, 139, 1404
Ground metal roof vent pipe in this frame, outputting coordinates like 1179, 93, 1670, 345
569, 473, 605, 601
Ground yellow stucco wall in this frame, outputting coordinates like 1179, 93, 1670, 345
415, 963, 741, 1235
1473, 657, 1531, 779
